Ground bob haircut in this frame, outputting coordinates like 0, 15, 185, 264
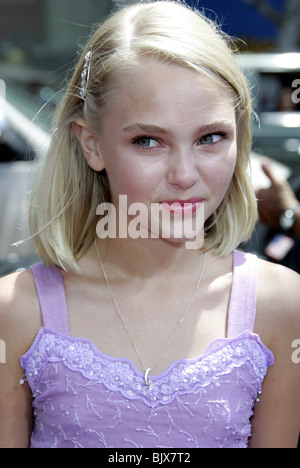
29, 0, 257, 273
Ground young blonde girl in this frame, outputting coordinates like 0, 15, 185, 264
0, 1, 299, 448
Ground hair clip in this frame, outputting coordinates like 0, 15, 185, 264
80, 46, 93, 100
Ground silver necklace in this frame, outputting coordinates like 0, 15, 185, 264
94, 238, 207, 388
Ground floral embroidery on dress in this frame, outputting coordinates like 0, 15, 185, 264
21, 327, 274, 448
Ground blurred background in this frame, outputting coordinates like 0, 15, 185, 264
0, 0, 300, 276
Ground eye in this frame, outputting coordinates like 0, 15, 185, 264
132, 136, 161, 149
199, 133, 225, 145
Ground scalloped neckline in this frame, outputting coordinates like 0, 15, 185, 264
23, 325, 273, 382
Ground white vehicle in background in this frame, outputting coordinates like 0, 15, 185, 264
0, 73, 51, 276
236, 52, 300, 174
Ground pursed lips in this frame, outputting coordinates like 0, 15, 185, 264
159, 198, 204, 214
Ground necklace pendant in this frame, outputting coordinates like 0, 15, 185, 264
144, 368, 152, 388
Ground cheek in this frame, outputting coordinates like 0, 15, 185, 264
206, 152, 236, 190
202, 147, 237, 207
104, 159, 154, 203
104, 147, 163, 201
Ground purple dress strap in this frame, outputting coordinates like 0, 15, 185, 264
31, 263, 70, 336
227, 250, 258, 338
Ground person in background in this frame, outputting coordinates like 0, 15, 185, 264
257, 159, 300, 237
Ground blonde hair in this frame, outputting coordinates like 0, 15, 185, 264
30, 0, 257, 272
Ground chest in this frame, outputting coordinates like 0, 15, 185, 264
62, 272, 232, 375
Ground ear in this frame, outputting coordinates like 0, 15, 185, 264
72, 119, 105, 172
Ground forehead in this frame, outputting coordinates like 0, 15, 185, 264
101, 60, 236, 129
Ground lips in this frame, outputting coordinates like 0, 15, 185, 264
159, 198, 204, 215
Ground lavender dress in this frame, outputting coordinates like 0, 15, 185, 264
20, 250, 274, 448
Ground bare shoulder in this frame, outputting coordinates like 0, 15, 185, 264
258, 257, 300, 294
256, 258, 300, 384
0, 268, 42, 355
250, 259, 300, 448
256, 259, 300, 333
0, 269, 41, 447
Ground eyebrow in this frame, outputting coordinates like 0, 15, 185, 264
122, 123, 171, 134
122, 120, 235, 136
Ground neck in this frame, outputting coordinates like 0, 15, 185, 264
94, 236, 205, 281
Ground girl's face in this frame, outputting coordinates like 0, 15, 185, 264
95, 60, 237, 243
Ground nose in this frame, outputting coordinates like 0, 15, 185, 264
167, 148, 199, 190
